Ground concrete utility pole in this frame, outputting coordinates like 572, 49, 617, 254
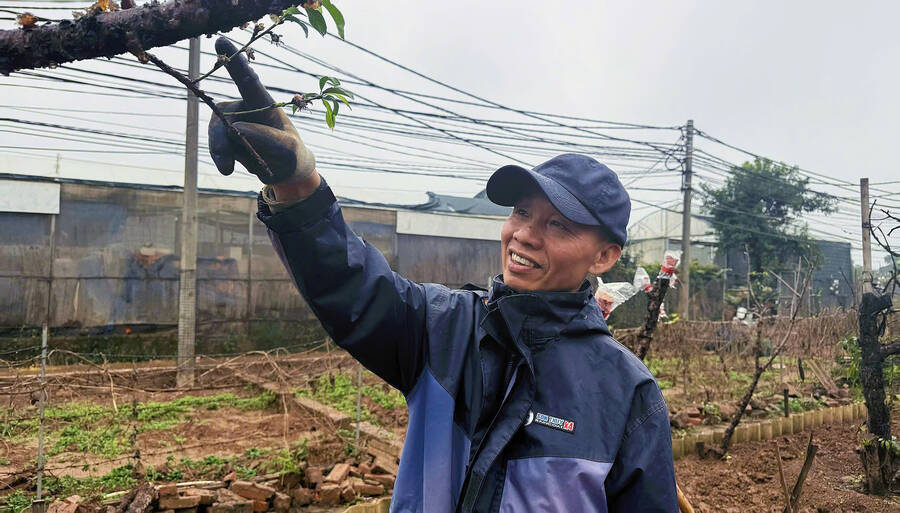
177, 38, 200, 388
860, 178, 873, 294
679, 120, 694, 320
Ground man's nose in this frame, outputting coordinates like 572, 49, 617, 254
513, 221, 542, 249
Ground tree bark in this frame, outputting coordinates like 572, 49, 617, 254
720, 319, 765, 454
637, 277, 670, 361
857, 291, 895, 494
0, 0, 299, 75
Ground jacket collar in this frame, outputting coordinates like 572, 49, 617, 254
484, 276, 611, 349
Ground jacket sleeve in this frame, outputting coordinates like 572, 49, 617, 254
257, 181, 428, 395
604, 382, 678, 513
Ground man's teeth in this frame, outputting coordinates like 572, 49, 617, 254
511, 252, 538, 268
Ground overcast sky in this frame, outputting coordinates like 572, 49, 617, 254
1, 1, 897, 265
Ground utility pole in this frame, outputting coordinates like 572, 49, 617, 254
860, 178, 873, 294
679, 120, 694, 320
177, 38, 200, 388
34, 213, 55, 510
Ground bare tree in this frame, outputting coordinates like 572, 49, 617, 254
856, 201, 900, 495
718, 262, 814, 456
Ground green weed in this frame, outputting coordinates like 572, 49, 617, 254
3, 490, 31, 513
297, 374, 374, 422
296, 373, 405, 425
50, 424, 124, 457
42, 464, 137, 500
361, 381, 405, 410
257, 440, 308, 476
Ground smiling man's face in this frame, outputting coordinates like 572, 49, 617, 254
500, 191, 621, 292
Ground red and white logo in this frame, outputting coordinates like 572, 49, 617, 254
562, 420, 575, 432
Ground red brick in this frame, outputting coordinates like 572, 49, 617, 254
229, 481, 275, 502
208, 503, 252, 513
371, 457, 398, 476
271, 493, 290, 512
48, 496, 81, 513
364, 473, 395, 489
181, 489, 215, 506
315, 484, 341, 507
324, 463, 351, 484
158, 496, 200, 510
157, 485, 178, 497
352, 482, 384, 497
339, 484, 357, 503
289, 488, 312, 507
305, 466, 324, 486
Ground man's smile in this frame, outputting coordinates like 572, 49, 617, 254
509, 250, 541, 270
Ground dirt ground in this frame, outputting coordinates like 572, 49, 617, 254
676, 411, 900, 513
3, 351, 899, 512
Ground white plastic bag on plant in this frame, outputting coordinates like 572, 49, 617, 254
633, 267, 652, 292
659, 250, 680, 278
594, 277, 639, 319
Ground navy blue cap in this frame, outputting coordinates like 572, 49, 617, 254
486, 153, 631, 246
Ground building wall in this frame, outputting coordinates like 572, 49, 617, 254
0, 177, 504, 335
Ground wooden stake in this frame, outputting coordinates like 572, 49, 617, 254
783, 433, 817, 513
774, 443, 793, 513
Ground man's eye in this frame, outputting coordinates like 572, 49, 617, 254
515, 208, 528, 216
551, 220, 570, 232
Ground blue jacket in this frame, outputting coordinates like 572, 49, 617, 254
258, 182, 677, 513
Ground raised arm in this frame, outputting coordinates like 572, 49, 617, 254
208, 38, 429, 393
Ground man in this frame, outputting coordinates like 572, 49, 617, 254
209, 38, 677, 513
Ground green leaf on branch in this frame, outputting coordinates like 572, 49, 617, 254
331, 98, 340, 119
305, 7, 328, 36
322, 86, 352, 98
323, 99, 335, 129
322, 88, 352, 107
318, 76, 341, 93
283, 15, 309, 37
322, 0, 345, 39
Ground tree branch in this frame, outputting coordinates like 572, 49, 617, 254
0, 0, 300, 75
882, 339, 900, 358
145, 52, 273, 178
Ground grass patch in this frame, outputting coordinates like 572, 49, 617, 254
144, 442, 308, 484
779, 396, 826, 415
296, 373, 405, 425
41, 464, 137, 501
50, 424, 125, 458
3, 490, 32, 513
3, 392, 277, 458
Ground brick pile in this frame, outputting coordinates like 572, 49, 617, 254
44, 461, 396, 513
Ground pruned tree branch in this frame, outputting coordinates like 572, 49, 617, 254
882, 339, 900, 358
144, 51, 273, 177
0, 0, 301, 75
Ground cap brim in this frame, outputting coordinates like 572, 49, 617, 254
486, 165, 599, 226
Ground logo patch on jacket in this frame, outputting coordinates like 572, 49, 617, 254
526, 410, 575, 433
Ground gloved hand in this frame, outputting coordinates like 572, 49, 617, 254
208, 37, 316, 185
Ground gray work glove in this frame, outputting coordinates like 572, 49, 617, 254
208, 38, 316, 185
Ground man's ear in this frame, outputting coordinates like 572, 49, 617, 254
588, 242, 622, 276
